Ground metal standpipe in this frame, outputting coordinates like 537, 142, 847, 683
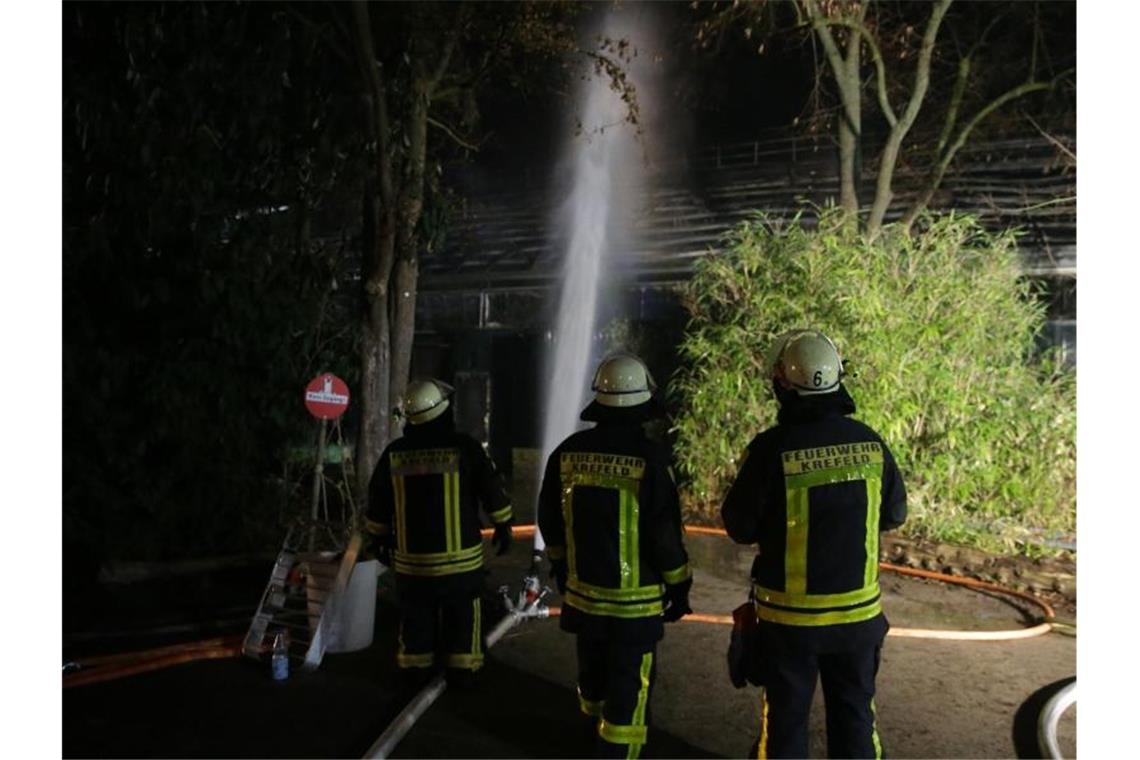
1037, 680, 1077, 760
362, 576, 552, 759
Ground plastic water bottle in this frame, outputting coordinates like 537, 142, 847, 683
272, 631, 290, 681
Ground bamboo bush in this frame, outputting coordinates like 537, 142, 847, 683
670, 209, 1075, 556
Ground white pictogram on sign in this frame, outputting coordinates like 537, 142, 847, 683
304, 373, 350, 419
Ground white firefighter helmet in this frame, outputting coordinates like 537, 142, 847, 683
766, 329, 843, 395
592, 354, 656, 408
403, 379, 455, 424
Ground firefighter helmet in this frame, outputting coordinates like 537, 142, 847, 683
767, 329, 842, 395
592, 354, 656, 408
403, 379, 455, 424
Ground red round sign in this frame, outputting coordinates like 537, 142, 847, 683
304, 373, 350, 420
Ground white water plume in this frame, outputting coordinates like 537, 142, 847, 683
534, 8, 660, 552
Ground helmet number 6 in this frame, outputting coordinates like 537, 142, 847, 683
813, 371, 823, 387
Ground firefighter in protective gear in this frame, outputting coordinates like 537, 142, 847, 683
721, 330, 907, 759
538, 354, 692, 760
365, 379, 513, 687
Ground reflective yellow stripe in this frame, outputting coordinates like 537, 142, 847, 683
397, 652, 434, 668
450, 472, 462, 552
768, 457, 883, 623
872, 698, 882, 758
752, 582, 880, 609
446, 653, 484, 670
785, 487, 809, 595
757, 690, 769, 759
662, 563, 692, 585
395, 554, 484, 577
755, 598, 883, 626
566, 473, 643, 492
578, 687, 604, 717
785, 463, 884, 491
472, 598, 481, 658
393, 474, 408, 553
864, 478, 881, 588
632, 651, 652, 730
598, 720, 648, 745
395, 543, 483, 564
565, 595, 664, 618
568, 578, 663, 603
547, 545, 566, 561
443, 472, 455, 552
622, 489, 641, 589
618, 488, 630, 587
562, 484, 577, 582
488, 504, 513, 523
444, 472, 454, 552
560, 452, 651, 602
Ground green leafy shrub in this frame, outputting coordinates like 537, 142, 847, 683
671, 210, 1075, 556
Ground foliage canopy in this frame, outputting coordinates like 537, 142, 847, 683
671, 210, 1075, 555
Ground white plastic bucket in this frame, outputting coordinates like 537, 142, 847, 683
324, 559, 380, 653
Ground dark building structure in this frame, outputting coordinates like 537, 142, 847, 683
410, 128, 1076, 481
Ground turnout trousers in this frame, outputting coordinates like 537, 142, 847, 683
575, 636, 657, 760
754, 642, 884, 759
396, 590, 483, 673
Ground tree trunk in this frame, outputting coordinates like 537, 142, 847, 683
866, 0, 951, 237
389, 254, 418, 441
356, 182, 396, 498
803, 0, 865, 226
351, 0, 399, 498
387, 75, 430, 439
837, 22, 862, 218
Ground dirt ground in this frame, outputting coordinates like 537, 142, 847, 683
63, 534, 1076, 759
448, 550, 1077, 760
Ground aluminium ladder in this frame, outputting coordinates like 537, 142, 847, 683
242, 519, 362, 671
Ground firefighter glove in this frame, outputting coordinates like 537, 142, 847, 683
662, 578, 693, 623
549, 558, 568, 595
492, 520, 513, 556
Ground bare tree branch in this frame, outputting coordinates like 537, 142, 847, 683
801, 0, 846, 87
936, 54, 971, 156
427, 115, 480, 152
1025, 113, 1076, 163
426, 6, 466, 96
866, 0, 952, 236
801, 0, 868, 216
802, 2, 898, 128
901, 68, 1070, 229
941, 79, 1059, 171
894, 0, 953, 142
350, 0, 393, 206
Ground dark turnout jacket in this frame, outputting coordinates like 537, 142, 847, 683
721, 386, 906, 650
538, 415, 691, 643
366, 411, 512, 594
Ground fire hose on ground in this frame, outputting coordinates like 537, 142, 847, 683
63, 523, 1066, 686
362, 578, 553, 759
63, 523, 1074, 757
360, 524, 1069, 759
62, 636, 245, 689
1037, 680, 1077, 760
